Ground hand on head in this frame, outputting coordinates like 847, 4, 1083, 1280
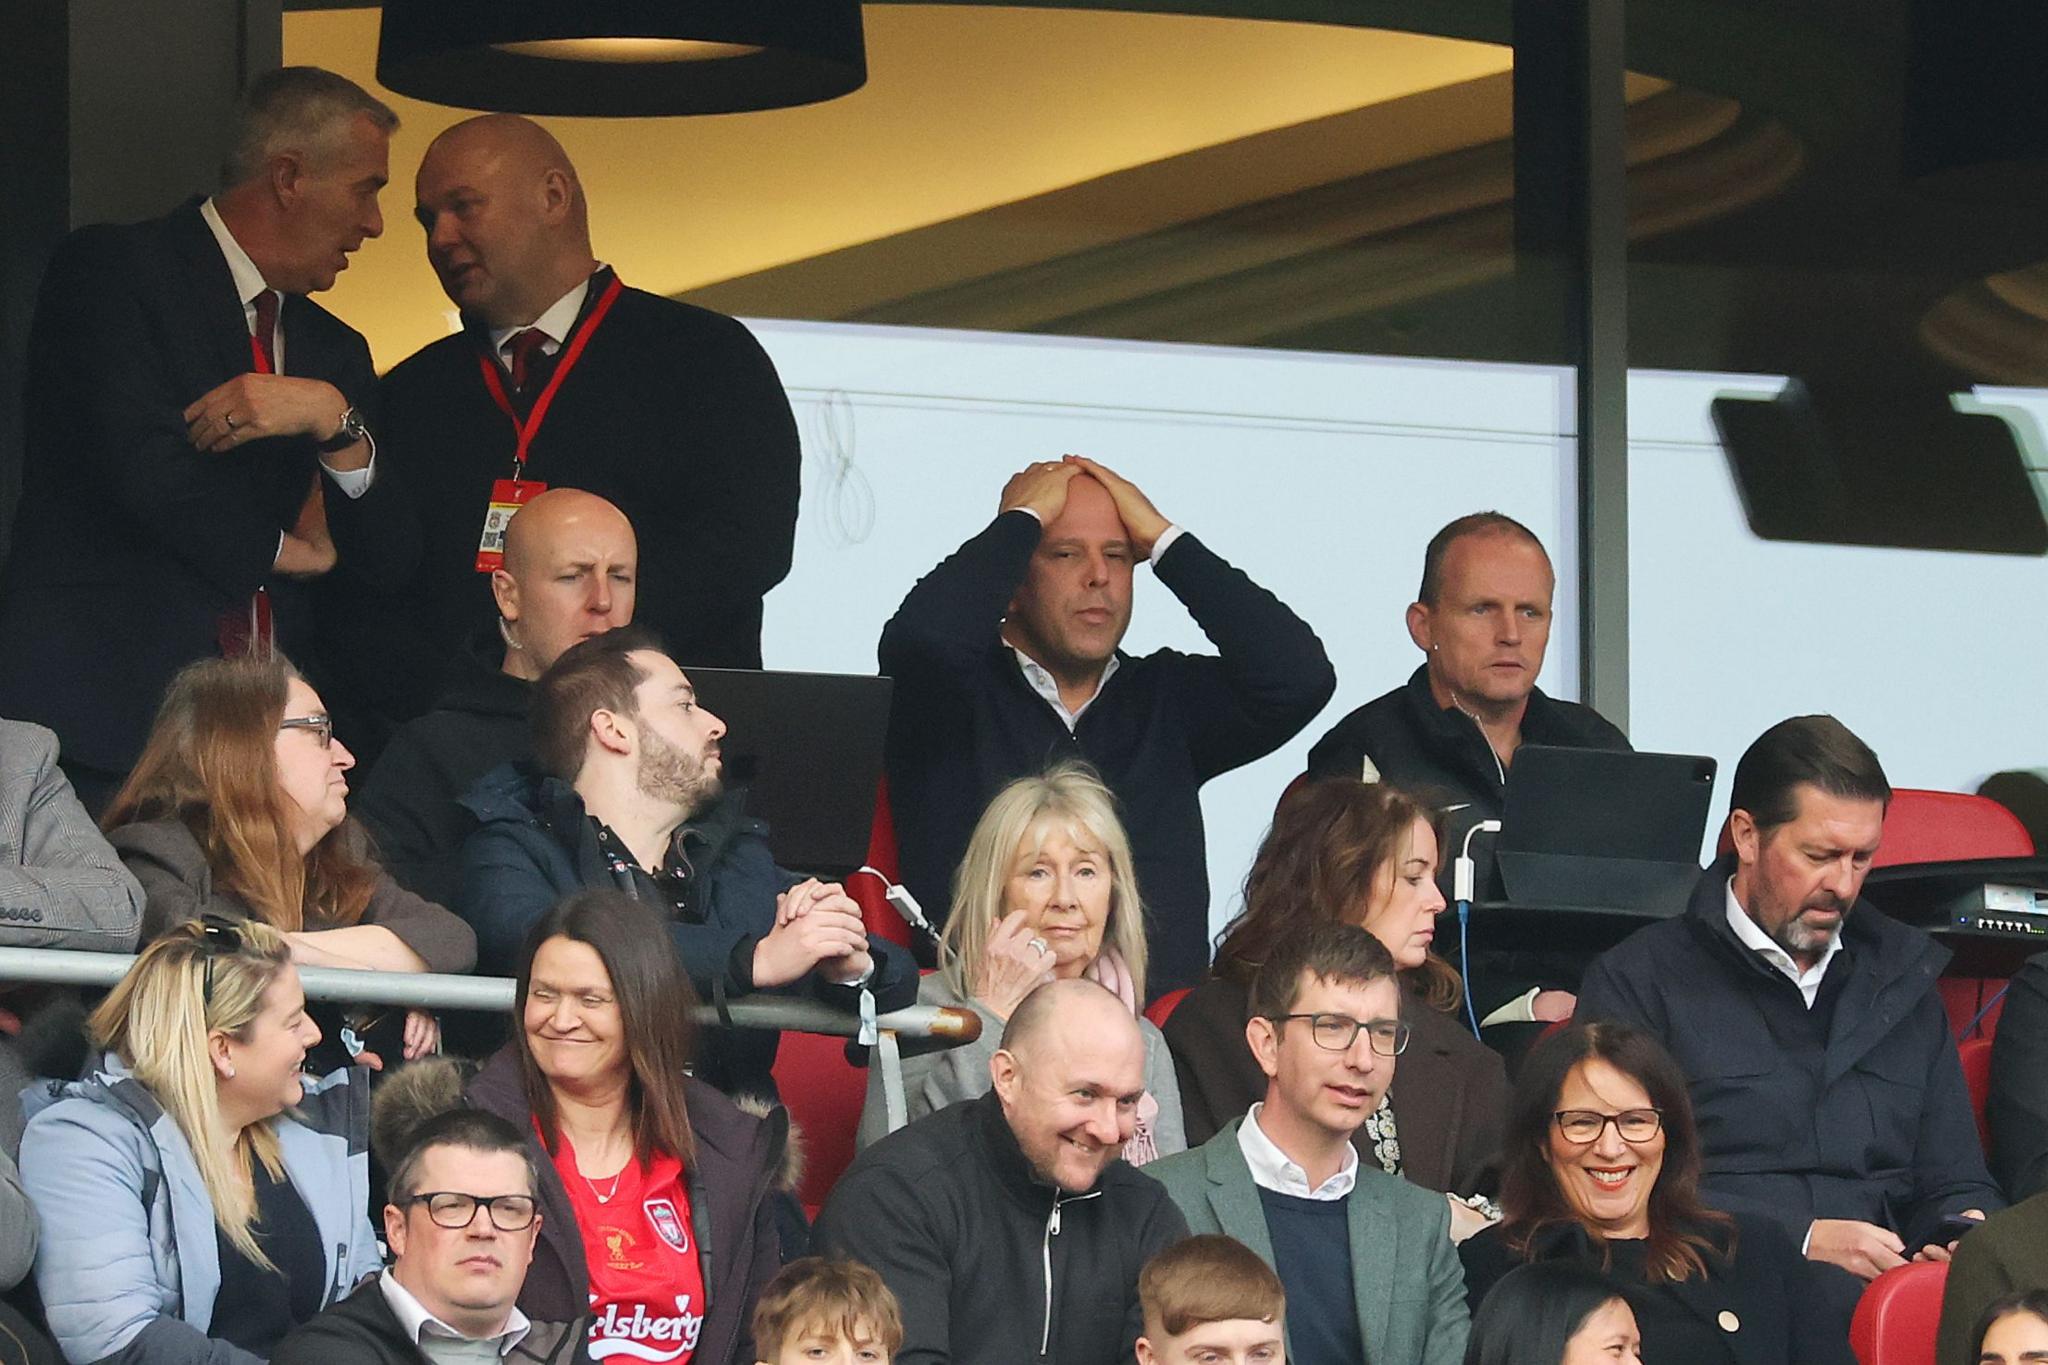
998, 455, 1170, 558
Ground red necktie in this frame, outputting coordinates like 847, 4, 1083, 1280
252, 290, 280, 374
505, 328, 550, 392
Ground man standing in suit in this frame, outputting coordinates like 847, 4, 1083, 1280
0, 67, 407, 805
1148, 923, 1470, 1365
323, 113, 800, 735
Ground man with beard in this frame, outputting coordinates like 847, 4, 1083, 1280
454, 625, 916, 1098
814, 979, 1189, 1365
1577, 715, 2003, 1317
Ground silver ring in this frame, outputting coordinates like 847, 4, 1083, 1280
1028, 937, 1049, 956
224, 412, 239, 430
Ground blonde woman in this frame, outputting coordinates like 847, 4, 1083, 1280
19, 917, 379, 1363
104, 655, 475, 1068
857, 762, 1184, 1161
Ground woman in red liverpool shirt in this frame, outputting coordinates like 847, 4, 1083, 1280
465, 889, 791, 1364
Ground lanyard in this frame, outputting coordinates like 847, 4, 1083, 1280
475, 273, 625, 478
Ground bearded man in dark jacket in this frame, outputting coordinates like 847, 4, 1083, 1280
1577, 715, 2004, 1324
453, 626, 916, 1099
814, 979, 1189, 1365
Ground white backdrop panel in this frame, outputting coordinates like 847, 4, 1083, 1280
1628, 371, 2048, 849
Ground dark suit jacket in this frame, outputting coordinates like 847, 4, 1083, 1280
1459, 1216, 1856, 1365
1163, 974, 1508, 1197
1148, 1118, 1470, 1365
0, 201, 411, 776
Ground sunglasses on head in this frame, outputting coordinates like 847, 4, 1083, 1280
196, 913, 244, 1008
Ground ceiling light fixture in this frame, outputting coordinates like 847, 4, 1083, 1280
377, 1, 867, 117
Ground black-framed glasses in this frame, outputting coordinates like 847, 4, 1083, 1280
197, 914, 244, 1008
397, 1191, 539, 1232
1553, 1109, 1665, 1145
278, 713, 334, 748
1269, 1012, 1411, 1056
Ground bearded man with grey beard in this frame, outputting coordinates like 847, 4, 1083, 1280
1576, 714, 2004, 1335
452, 623, 918, 1100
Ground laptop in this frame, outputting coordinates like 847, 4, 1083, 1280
1491, 746, 1719, 916
681, 667, 893, 878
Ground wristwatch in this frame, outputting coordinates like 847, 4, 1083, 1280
317, 405, 369, 453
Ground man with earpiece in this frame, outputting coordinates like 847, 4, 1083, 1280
1305, 512, 1629, 1039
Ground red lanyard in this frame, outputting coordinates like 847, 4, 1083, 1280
475, 274, 625, 477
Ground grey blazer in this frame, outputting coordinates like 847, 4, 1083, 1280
0, 718, 144, 951
1148, 1116, 1470, 1365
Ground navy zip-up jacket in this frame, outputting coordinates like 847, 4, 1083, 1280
880, 510, 1334, 994
455, 766, 918, 1099
1577, 854, 2006, 1251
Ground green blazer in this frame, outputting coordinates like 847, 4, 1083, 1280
1149, 1116, 1470, 1365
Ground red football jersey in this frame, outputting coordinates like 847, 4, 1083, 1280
551, 1131, 706, 1364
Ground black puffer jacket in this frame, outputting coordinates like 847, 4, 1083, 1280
1306, 665, 1630, 816
355, 632, 532, 908
813, 1092, 1189, 1365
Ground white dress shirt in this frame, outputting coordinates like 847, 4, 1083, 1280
198, 197, 375, 501
1725, 877, 1844, 1008
1007, 509, 1184, 730
1236, 1102, 1358, 1201
487, 272, 601, 371
378, 1271, 531, 1361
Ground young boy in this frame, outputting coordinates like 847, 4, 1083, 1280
753, 1257, 906, 1364
1136, 1235, 1288, 1365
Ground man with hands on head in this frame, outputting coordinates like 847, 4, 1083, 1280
0, 67, 411, 805
456, 625, 916, 1098
881, 454, 1334, 993
1576, 715, 2003, 1320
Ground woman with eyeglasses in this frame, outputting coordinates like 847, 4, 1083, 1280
1459, 1022, 1854, 1365
18, 917, 379, 1363
103, 656, 475, 1068
1164, 777, 1507, 1237
855, 761, 1184, 1161
383, 889, 789, 1364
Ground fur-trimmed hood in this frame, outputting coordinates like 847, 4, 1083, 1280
372, 1053, 805, 1195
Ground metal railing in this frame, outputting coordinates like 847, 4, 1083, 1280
0, 946, 977, 1131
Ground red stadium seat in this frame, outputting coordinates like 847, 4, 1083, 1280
769, 1029, 868, 1219
1958, 1036, 1994, 1156
1940, 976, 2011, 1041
1715, 789, 2035, 865
850, 775, 914, 950
1144, 987, 1191, 1029
1850, 1261, 1947, 1365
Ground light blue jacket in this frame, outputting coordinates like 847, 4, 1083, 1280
19, 1058, 379, 1364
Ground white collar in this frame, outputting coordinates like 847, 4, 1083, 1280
1011, 648, 1119, 731
199, 198, 273, 308
488, 270, 603, 355
378, 1271, 531, 1354
1236, 1102, 1357, 1201
1724, 877, 1844, 1008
